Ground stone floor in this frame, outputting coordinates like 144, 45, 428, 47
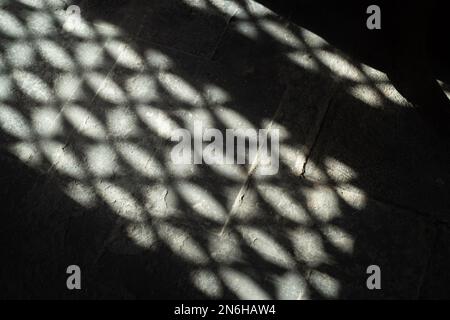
0, 0, 449, 299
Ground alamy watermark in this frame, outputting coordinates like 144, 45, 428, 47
170, 121, 280, 175
366, 5, 381, 30
366, 265, 381, 290
66, 265, 81, 290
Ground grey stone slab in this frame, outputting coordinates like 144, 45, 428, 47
305, 83, 450, 222
2, 28, 344, 299
227, 176, 436, 299
80, 0, 234, 59
210, 0, 353, 178
2, 0, 448, 300
212, 0, 313, 56
418, 225, 450, 299
0, 0, 349, 299
0, 151, 117, 299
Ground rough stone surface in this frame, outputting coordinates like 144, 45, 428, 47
0, 0, 449, 300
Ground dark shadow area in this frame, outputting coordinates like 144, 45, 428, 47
256, 0, 450, 135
